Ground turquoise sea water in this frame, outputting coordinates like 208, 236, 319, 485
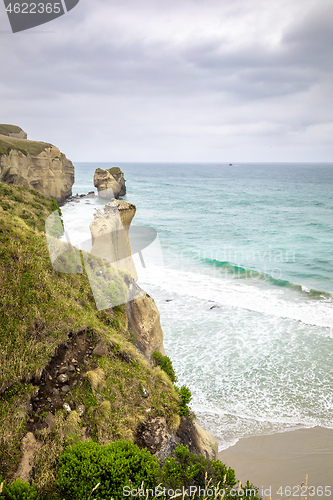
61, 162, 333, 449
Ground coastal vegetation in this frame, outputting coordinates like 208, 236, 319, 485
152, 350, 177, 383
0, 124, 25, 136
0, 182, 180, 493
107, 166, 123, 177
0, 181, 260, 499
0, 136, 52, 156
1, 440, 259, 500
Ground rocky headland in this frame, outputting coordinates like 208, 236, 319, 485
0, 124, 74, 204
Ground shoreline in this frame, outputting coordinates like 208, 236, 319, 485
219, 427, 333, 497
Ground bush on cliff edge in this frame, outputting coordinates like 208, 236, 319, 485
56, 440, 159, 500
56, 441, 260, 500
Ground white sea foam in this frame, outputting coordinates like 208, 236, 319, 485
136, 262, 333, 331
136, 262, 333, 448
61, 163, 333, 449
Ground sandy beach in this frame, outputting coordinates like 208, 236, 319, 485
219, 427, 333, 499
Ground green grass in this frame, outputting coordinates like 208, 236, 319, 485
0, 181, 181, 491
107, 167, 122, 176
0, 124, 24, 136
0, 136, 52, 156
0, 181, 261, 500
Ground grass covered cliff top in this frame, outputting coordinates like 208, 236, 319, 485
0, 124, 24, 136
0, 135, 53, 156
0, 182, 181, 492
108, 167, 123, 176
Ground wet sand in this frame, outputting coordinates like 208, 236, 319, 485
219, 427, 333, 498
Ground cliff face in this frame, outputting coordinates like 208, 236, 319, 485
89, 200, 167, 359
0, 148, 74, 204
126, 279, 166, 359
0, 126, 74, 204
94, 167, 126, 200
88, 191, 218, 460
0, 172, 218, 491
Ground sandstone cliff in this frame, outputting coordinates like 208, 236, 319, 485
0, 126, 74, 204
89, 200, 138, 280
94, 166, 126, 200
87, 189, 218, 460
126, 278, 166, 359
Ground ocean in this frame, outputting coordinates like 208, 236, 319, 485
60, 162, 333, 450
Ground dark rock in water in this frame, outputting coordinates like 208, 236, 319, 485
210, 305, 219, 310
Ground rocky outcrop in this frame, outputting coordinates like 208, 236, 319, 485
94, 167, 126, 200
89, 200, 138, 280
88, 199, 165, 359
116, 199, 136, 253
13, 432, 41, 483
0, 144, 74, 204
90, 170, 218, 460
136, 415, 218, 461
126, 279, 166, 359
109, 167, 126, 196
0, 124, 27, 139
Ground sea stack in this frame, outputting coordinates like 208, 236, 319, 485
94, 166, 126, 200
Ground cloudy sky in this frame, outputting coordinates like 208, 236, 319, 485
0, 0, 332, 162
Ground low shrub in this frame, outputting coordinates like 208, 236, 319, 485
159, 444, 259, 500
176, 385, 192, 416
152, 351, 177, 383
56, 440, 159, 500
56, 441, 259, 500
0, 477, 38, 500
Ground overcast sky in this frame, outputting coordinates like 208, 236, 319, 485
0, 0, 332, 162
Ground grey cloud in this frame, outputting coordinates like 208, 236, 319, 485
0, 0, 332, 161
